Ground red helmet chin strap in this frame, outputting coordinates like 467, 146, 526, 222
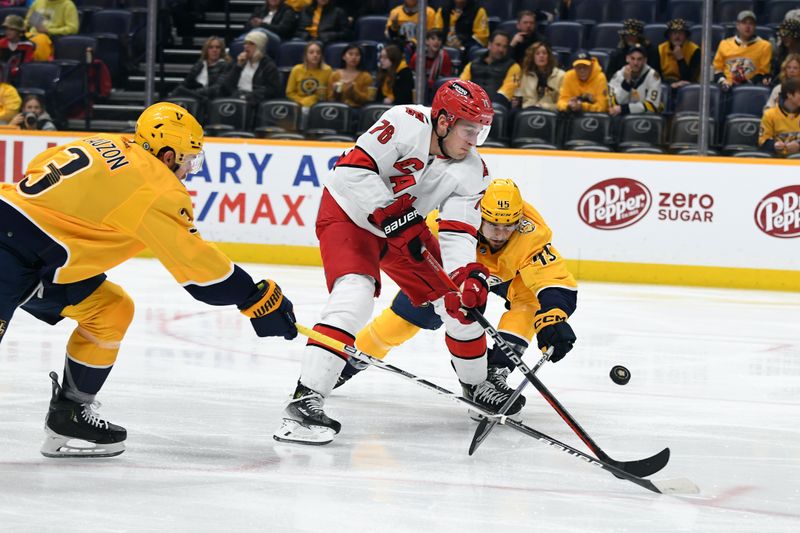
433, 111, 453, 159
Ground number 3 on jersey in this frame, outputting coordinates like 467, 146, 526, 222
18, 146, 93, 196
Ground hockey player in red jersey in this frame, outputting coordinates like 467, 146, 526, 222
274, 80, 517, 445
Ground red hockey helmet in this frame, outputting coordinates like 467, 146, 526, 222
431, 79, 493, 145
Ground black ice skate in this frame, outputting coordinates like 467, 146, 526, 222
486, 365, 524, 401
462, 377, 526, 421
273, 383, 341, 445
40, 372, 126, 458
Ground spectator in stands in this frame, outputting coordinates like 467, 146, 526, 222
286, 0, 310, 10
714, 10, 772, 92
24, 0, 79, 60
170, 36, 232, 106
376, 43, 413, 105
0, 15, 34, 83
557, 51, 608, 113
773, 19, 800, 81
509, 10, 546, 66
327, 43, 373, 108
765, 54, 800, 111
609, 44, 663, 117
219, 30, 280, 106
409, 29, 453, 93
606, 19, 659, 79
434, 0, 489, 53
296, 0, 352, 45
9, 94, 55, 130
657, 18, 700, 90
168, 0, 210, 48
286, 40, 332, 108
515, 41, 564, 111
386, 0, 435, 50
246, 0, 299, 41
0, 69, 21, 124
759, 78, 800, 156
460, 30, 520, 108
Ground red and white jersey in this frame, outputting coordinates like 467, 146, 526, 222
326, 104, 490, 273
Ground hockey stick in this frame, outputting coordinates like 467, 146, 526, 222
421, 250, 671, 479
295, 324, 698, 495
468, 349, 550, 456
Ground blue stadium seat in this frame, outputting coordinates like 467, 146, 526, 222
616, 0, 658, 23
305, 102, 352, 137
55, 36, 98, 62
515, 0, 559, 13
668, 0, 703, 25
563, 113, 611, 148
546, 21, 584, 52
468, 47, 487, 62
590, 23, 623, 52
511, 109, 559, 148
255, 99, 301, 135
716, 1, 755, 24
278, 41, 307, 68
496, 20, 517, 35
726, 85, 771, 119
358, 40, 380, 73
488, 102, 508, 142
617, 115, 664, 149
588, 49, 610, 72
764, 0, 798, 24
689, 25, 724, 52
206, 98, 251, 134
643, 24, 667, 47
17, 62, 61, 98
229, 39, 245, 61
674, 84, 721, 124
483, 0, 513, 20
721, 117, 761, 153
669, 115, 715, 152
92, 33, 125, 81
81, 0, 118, 7
324, 42, 349, 69
166, 96, 201, 118
356, 16, 389, 42
356, 104, 392, 135
569, 0, 606, 24
0, 7, 27, 22
88, 9, 132, 40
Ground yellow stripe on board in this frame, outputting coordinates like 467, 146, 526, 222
138, 244, 800, 291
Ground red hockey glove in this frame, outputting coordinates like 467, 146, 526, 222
371, 195, 434, 261
444, 263, 490, 324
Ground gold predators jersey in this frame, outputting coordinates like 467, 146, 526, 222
0, 134, 232, 286
429, 202, 577, 341
759, 104, 800, 149
713, 36, 772, 83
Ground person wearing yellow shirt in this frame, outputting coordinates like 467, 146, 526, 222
557, 52, 609, 113
713, 10, 772, 91
386, 0, 436, 47
0, 103, 298, 459
460, 31, 520, 107
327, 43, 374, 108
335, 179, 578, 408
657, 18, 701, 90
296, 0, 351, 44
759, 78, 800, 156
0, 79, 21, 123
434, 0, 489, 51
24, 0, 78, 60
286, 40, 333, 108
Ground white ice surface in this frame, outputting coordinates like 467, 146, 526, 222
1, 258, 799, 532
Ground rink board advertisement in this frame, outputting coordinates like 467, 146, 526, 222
1, 131, 798, 290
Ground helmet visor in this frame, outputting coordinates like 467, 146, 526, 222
182, 150, 205, 176
452, 120, 492, 146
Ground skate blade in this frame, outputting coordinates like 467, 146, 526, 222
40, 430, 125, 458
272, 418, 335, 446
467, 409, 522, 423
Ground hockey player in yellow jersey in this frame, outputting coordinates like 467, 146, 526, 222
336, 179, 578, 406
0, 102, 297, 458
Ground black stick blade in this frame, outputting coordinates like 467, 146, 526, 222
606, 447, 671, 478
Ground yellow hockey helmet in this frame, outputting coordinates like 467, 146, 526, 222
134, 102, 204, 171
481, 179, 523, 224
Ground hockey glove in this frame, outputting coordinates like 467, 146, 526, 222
370, 195, 434, 262
239, 280, 298, 340
444, 263, 490, 324
534, 308, 575, 363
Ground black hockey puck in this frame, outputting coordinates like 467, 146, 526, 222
610, 365, 631, 385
